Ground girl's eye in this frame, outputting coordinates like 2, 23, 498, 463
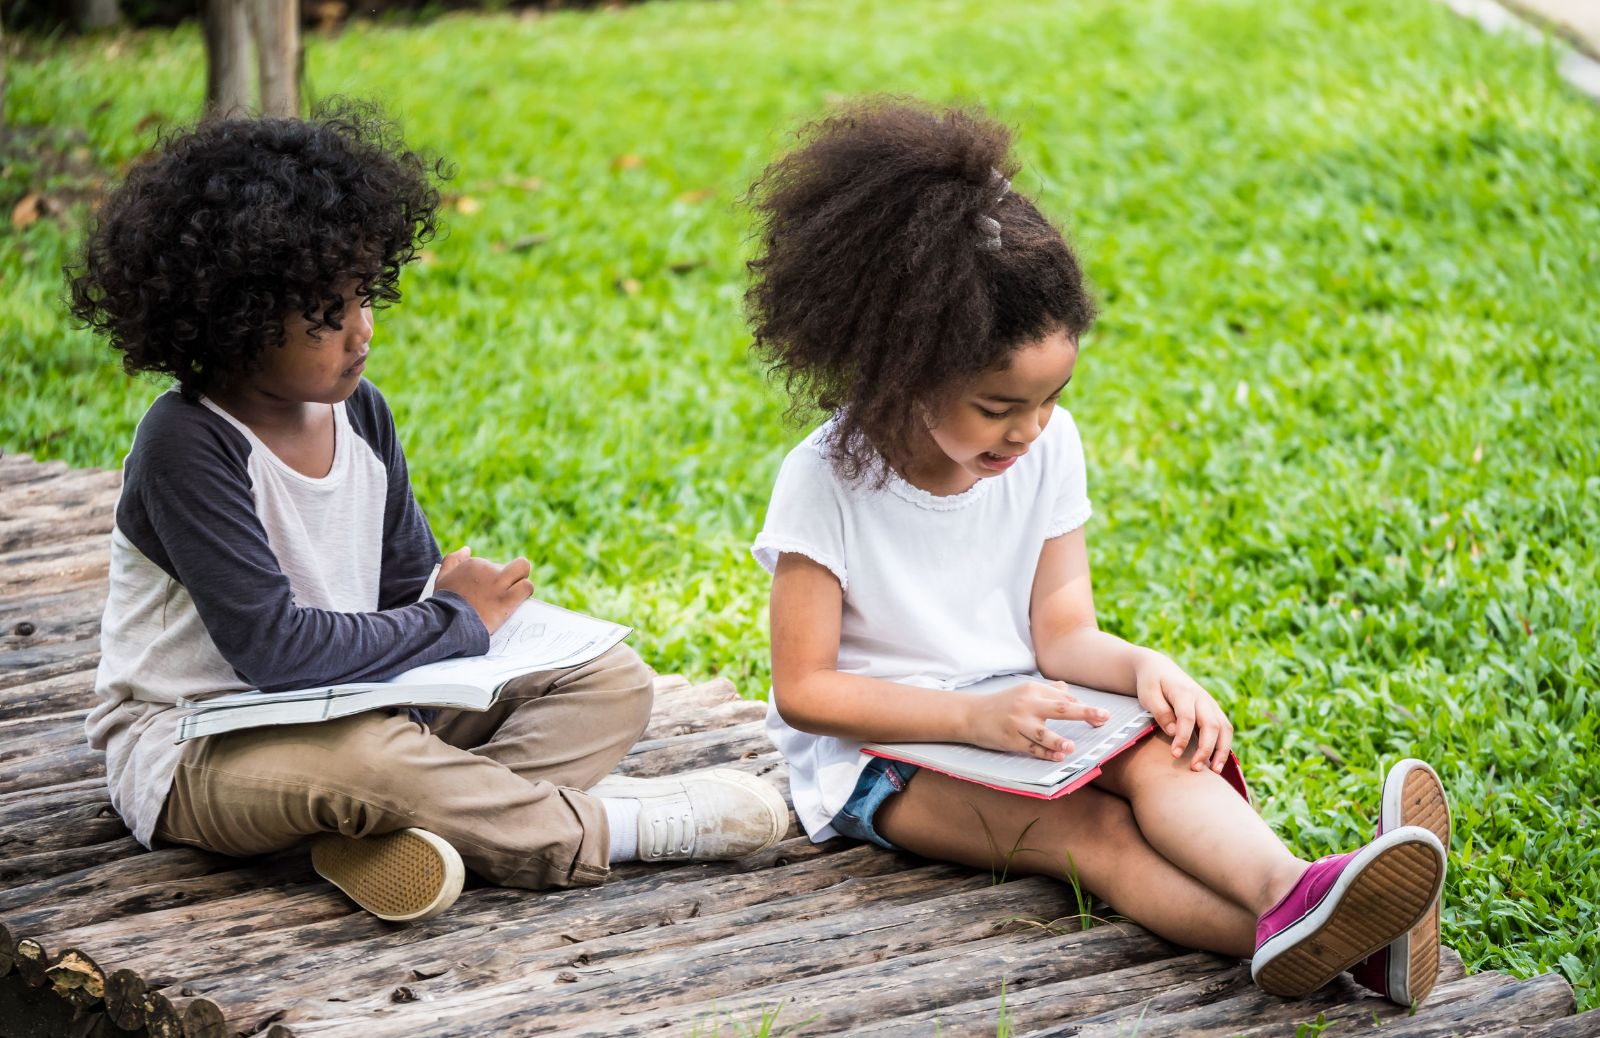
977, 406, 1010, 419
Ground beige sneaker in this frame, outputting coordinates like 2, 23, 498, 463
589, 769, 789, 862
310, 827, 465, 923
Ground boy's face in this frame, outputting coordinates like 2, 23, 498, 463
260, 289, 374, 405
924, 327, 1078, 482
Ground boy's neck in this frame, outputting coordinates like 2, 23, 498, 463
206, 384, 326, 434
206, 385, 338, 479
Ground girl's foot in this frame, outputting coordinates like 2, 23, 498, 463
1251, 825, 1446, 997
1349, 759, 1451, 1005
311, 827, 465, 923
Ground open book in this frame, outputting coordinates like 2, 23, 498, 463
175, 599, 632, 743
862, 674, 1154, 799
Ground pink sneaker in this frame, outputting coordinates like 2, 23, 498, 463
1251, 825, 1445, 997
1348, 759, 1451, 1005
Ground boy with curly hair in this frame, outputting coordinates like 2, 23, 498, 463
69, 104, 787, 922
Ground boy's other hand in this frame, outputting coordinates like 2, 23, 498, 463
435, 555, 534, 634
966, 680, 1110, 762
438, 545, 473, 579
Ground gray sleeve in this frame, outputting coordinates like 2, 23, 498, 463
119, 394, 489, 692
344, 381, 445, 609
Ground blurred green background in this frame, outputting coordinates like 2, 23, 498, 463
3, 0, 1597, 1008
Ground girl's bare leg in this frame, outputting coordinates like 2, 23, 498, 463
875, 769, 1257, 957
1092, 733, 1308, 916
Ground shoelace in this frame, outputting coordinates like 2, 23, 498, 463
643, 806, 695, 859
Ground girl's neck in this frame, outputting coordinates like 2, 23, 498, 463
893, 435, 979, 498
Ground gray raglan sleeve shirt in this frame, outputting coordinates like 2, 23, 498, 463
88, 382, 488, 846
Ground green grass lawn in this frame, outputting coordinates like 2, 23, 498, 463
4, 0, 1597, 1011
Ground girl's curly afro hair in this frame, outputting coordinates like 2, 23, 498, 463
68, 100, 448, 399
745, 99, 1096, 483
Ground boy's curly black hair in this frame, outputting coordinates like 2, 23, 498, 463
745, 99, 1096, 483
68, 100, 448, 400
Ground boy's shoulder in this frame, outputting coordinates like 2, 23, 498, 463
127, 391, 251, 474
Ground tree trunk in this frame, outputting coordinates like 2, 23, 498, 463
71, 0, 120, 32
248, 0, 300, 118
204, 0, 253, 118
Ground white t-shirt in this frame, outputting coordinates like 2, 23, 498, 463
752, 409, 1092, 840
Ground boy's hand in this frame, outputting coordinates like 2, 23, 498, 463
964, 680, 1110, 762
435, 553, 533, 634
1134, 654, 1234, 774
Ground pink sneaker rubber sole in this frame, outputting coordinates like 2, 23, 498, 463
1381, 760, 1451, 1004
1253, 827, 1445, 998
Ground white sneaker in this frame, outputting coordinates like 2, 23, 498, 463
310, 827, 465, 923
589, 769, 790, 862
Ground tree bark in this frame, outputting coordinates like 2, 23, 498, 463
71, 0, 120, 32
204, 0, 253, 118
248, 0, 300, 118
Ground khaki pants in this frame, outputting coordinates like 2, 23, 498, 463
155, 644, 653, 889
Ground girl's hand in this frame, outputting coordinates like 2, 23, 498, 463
1134, 654, 1234, 774
436, 554, 534, 634
964, 680, 1111, 762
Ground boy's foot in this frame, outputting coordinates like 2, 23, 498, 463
589, 769, 790, 862
1349, 759, 1451, 1005
310, 827, 465, 923
1251, 825, 1446, 998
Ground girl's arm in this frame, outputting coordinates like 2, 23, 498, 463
1030, 527, 1235, 773
771, 552, 1105, 760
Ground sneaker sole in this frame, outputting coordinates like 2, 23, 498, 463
311, 828, 465, 923
1252, 827, 1445, 998
1381, 759, 1450, 1004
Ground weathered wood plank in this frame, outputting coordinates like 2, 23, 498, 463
158, 856, 980, 1032
0, 669, 100, 723
1041, 969, 1516, 1038
42, 836, 870, 987
276, 876, 1084, 1036
565, 927, 1217, 1038
1476, 1008, 1600, 1038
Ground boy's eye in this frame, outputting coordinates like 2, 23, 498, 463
977, 405, 1010, 419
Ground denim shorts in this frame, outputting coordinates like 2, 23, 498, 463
829, 757, 920, 850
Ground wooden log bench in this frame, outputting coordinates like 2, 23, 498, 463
1, 451, 1595, 1037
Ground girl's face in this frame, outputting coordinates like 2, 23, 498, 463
922, 328, 1079, 488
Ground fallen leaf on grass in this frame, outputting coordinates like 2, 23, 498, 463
493, 233, 549, 254
610, 153, 643, 172
675, 188, 715, 204
668, 259, 706, 275
453, 195, 482, 215
11, 193, 66, 231
616, 277, 642, 296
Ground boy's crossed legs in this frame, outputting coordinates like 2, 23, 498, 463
156, 646, 787, 917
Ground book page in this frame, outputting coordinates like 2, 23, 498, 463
385, 599, 632, 690
863, 675, 1151, 790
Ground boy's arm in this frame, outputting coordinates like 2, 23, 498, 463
125, 403, 488, 693
345, 381, 444, 609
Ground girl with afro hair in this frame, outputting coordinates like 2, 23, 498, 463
747, 99, 1452, 1003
